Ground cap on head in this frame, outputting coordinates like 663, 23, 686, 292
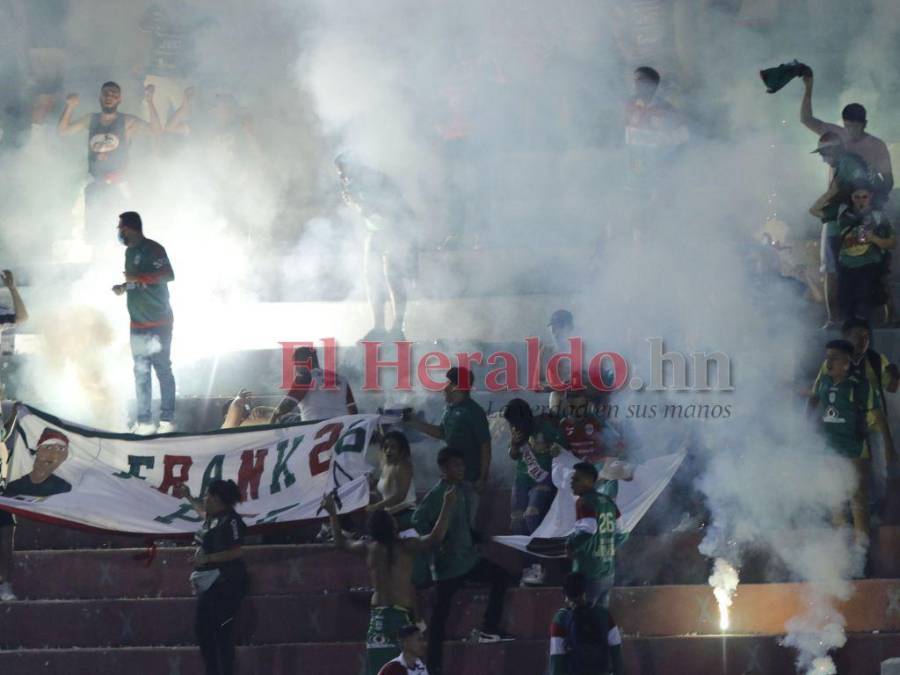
811, 131, 843, 154
850, 180, 873, 194
118, 211, 143, 232
37, 428, 69, 448
842, 103, 867, 124
548, 309, 574, 328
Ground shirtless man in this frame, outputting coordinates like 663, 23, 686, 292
57, 81, 162, 242
321, 485, 456, 675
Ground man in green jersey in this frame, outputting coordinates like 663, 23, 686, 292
503, 397, 565, 585
111, 211, 176, 434
405, 367, 491, 526
566, 462, 621, 608
808, 339, 875, 545
413, 447, 513, 675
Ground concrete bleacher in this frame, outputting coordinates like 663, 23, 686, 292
4, 483, 900, 674
5, 309, 900, 673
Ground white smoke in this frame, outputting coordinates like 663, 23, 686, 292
709, 558, 739, 631
1, 3, 895, 668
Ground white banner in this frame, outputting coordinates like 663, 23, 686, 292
494, 449, 686, 556
0, 404, 378, 535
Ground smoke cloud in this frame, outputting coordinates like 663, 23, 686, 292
2, 1, 898, 669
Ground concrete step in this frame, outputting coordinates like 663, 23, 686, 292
2, 633, 900, 675
0, 588, 559, 649
7, 545, 370, 600
4, 580, 900, 649
0, 640, 545, 675
11, 524, 900, 602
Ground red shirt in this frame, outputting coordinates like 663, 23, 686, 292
560, 415, 623, 464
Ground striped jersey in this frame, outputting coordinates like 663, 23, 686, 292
549, 605, 621, 675
377, 654, 429, 675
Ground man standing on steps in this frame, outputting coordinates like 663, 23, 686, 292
800, 67, 893, 206
111, 211, 176, 435
413, 447, 514, 675
321, 486, 456, 675
58, 81, 163, 242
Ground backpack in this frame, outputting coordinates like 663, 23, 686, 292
562, 606, 609, 675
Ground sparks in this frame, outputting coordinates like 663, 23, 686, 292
708, 558, 739, 633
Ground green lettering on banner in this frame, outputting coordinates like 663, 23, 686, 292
154, 503, 203, 525
335, 420, 367, 455
201, 455, 225, 495
255, 502, 301, 525
112, 455, 155, 480
270, 436, 303, 495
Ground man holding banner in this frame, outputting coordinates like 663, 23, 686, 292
321, 485, 457, 675
0, 404, 380, 536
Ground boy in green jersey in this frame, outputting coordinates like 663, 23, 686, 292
566, 462, 621, 609
808, 339, 875, 545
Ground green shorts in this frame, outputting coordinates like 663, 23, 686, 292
366, 606, 414, 675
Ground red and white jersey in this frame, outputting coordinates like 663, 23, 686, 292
560, 415, 623, 464
377, 654, 429, 675
287, 368, 352, 421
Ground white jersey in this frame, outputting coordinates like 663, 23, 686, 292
287, 368, 351, 421
378, 654, 429, 675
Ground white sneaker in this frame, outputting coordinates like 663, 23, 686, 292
314, 523, 334, 543
156, 421, 176, 434
130, 422, 157, 436
470, 628, 515, 643
0, 582, 17, 601
521, 564, 547, 586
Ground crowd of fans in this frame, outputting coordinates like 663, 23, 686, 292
0, 15, 897, 671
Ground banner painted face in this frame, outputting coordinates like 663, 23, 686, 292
1, 405, 378, 536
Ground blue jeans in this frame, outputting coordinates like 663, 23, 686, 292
131, 325, 175, 423
510, 480, 556, 535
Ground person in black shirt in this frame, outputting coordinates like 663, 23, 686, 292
174, 479, 248, 675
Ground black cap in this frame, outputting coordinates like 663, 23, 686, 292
548, 309, 574, 328
811, 131, 843, 154
841, 103, 867, 123
446, 366, 472, 389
